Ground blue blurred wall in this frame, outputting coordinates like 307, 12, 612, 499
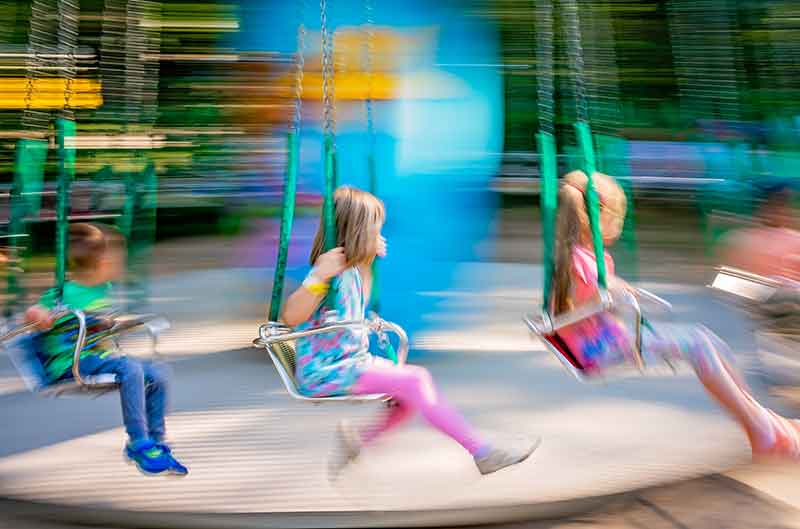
239, 0, 503, 339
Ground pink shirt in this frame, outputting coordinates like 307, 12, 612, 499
557, 246, 632, 371
572, 246, 615, 304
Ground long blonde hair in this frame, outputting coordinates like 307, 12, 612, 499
309, 186, 385, 267
552, 171, 626, 316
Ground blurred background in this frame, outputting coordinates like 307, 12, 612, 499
1, 0, 799, 322
3, 1, 800, 528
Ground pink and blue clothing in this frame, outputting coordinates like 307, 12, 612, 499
559, 245, 800, 458
295, 267, 372, 397
558, 246, 632, 372
295, 266, 489, 456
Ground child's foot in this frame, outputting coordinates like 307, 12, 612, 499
124, 439, 172, 476
156, 443, 189, 476
328, 420, 361, 481
752, 414, 800, 462
474, 436, 540, 475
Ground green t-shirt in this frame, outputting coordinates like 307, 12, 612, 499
39, 281, 115, 380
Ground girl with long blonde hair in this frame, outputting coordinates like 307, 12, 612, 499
553, 171, 800, 460
281, 186, 537, 477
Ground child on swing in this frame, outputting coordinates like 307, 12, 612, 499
24, 223, 188, 476
280, 186, 538, 477
554, 170, 800, 460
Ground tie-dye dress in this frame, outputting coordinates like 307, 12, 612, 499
295, 267, 373, 396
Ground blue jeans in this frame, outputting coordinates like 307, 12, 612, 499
74, 355, 171, 443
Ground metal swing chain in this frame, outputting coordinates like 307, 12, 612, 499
534, 0, 555, 137
22, 0, 55, 135
582, 0, 621, 136
124, 0, 146, 126
320, 0, 336, 139
99, 0, 126, 124
291, 0, 306, 134
561, 0, 589, 125
363, 0, 376, 168
57, 0, 79, 121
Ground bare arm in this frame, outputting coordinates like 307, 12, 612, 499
280, 247, 346, 327
281, 286, 326, 327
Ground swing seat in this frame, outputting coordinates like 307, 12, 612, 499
525, 287, 671, 382
525, 313, 594, 382
3, 310, 168, 397
710, 266, 780, 303
3, 309, 119, 397
254, 317, 409, 404
9, 336, 119, 397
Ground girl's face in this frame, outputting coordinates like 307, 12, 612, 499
600, 203, 624, 245
596, 178, 626, 245
97, 247, 125, 282
375, 221, 387, 258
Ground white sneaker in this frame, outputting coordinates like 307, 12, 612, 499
327, 420, 362, 481
474, 436, 540, 475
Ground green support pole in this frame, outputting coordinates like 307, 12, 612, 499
269, 131, 299, 322
322, 133, 338, 308
574, 121, 607, 289
7, 138, 48, 313
367, 152, 380, 312
140, 158, 158, 288
90, 164, 113, 212
127, 158, 157, 311
366, 151, 396, 362
323, 133, 337, 251
537, 131, 558, 312
119, 170, 136, 244
55, 118, 76, 299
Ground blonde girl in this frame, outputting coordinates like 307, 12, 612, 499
281, 186, 537, 477
553, 171, 800, 460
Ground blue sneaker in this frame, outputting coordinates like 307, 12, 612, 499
157, 443, 189, 476
124, 439, 171, 476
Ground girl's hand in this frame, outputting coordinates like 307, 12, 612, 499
609, 276, 639, 298
25, 306, 54, 331
314, 247, 347, 280
376, 235, 387, 258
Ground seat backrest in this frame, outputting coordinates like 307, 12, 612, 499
5, 333, 49, 392
269, 341, 298, 384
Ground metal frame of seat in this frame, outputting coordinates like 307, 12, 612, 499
710, 266, 800, 387
709, 266, 782, 304
3, 309, 169, 397
523, 287, 672, 383
253, 315, 409, 404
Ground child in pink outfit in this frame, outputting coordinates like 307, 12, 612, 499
281, 186, 538, 479
553, 171, 800, 460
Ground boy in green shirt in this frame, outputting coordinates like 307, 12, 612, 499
25, 223, 187, 476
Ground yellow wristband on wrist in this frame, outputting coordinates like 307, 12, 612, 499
303, 272, 330, 296
305, 282, 330, 296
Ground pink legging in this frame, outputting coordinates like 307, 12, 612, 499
351, 359, 489, 456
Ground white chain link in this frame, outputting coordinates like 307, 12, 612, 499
535, 0, 555, 136
667, 0, 741, 121
561, 0, 589, 124
320, 0, 336, 137
124, 0, 146, 125
363, 0, 375, 152
99, 0, 127, 123
22, 0, 55, 133
57, 0, 79, 120
291, 0, 306, 133
582, 0, 620, 135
